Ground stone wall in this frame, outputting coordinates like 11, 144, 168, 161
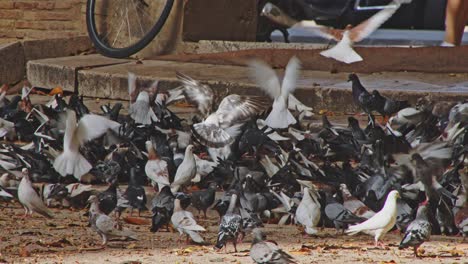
0, 0, 87, 42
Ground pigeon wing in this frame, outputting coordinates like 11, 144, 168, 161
349, 3, 400, 42
75, 114, 121, 145
248, 60, 281, 100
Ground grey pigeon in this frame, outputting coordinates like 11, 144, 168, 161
250, 228, 296, 264
399, 201, 432, 257
325, 193, 365, 233
18, 168, 53, 218
214, 193, 243, 252
171, 195, 205, 244
190, 182, 217, 218
88, 195, 137, 246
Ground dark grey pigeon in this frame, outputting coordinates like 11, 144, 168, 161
325, 193, 366, 233
399, 202, 431, 257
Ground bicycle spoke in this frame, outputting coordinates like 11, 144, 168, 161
126, 5, 132, 46
130, 0, 145, 37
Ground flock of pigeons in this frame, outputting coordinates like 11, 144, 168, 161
0, 56, 467, 263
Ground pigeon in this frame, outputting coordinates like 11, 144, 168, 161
150, 186, 175, 232
348, 74, 376, 121
170, 72, 215, 118
261, 1, 403, 63
123, 168, 147, 216
88, 195, 137, 246
249, 56, 300, 129
171, 195, 206, 244
53, 109, 121, 181
191, 94, 266, 148
18, 168, 53, 218
250, 228, 297, 264
128, 72, 158, 125
171, 145, 197, 193
346, 190, 400, 247
190, 182, 217, 218
371, 90, 410, 118
295, 187, 321, 235
339, 183, 376, 219
214, 193, 243, 252
97, 180, 118, 215
325, 193, 366, 233
145, 140, 170, 191
399, 201, 432, 257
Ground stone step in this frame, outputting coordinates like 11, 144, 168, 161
27, 54, 468, 112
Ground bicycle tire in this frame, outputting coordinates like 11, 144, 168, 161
86, 0, 174, 58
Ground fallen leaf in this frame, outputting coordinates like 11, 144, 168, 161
126, 243, 137, 249
123, 217, 150, 225
19, 246, 31, 257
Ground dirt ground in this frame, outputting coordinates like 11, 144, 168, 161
0, 200, 466, 264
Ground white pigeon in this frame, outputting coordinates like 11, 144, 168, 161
171, 145, 197, 193
249, 56, 300, 129
145, 141, 170, 190
295, 187, 321, 235
18, 168, 53, 218
88, 195, 137, 245
261, 2, 403, 64
171, 196, 206, 243
346, 190, 400, 247
128, 72, 158, 125
53, 109, 121, 181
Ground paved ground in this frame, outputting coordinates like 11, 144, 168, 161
1, 201, 467, 264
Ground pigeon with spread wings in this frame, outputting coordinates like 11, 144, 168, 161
53, 109, 121, 181
191, 94, 267, 148
248, 56, 300, 129
261, 1, 405, 64
165, 72, 215, 118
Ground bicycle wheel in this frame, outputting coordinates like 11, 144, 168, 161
86, 0, 174, 58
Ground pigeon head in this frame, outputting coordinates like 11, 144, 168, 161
347, 117, 360, 128
410, 153, 424, 164
21, 168, 30, 180
185, 145, 194, 155
348, 74, 358, 82
388, 190, 401, 200
87, 194, 98, 204
251, 228, 266, 243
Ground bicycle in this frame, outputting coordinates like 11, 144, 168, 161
86, 0, 174, 58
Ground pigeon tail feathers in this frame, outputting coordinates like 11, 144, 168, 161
320, 34, 363, 64
53, 150, 92, 181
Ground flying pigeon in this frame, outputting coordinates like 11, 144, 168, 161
128, 72, 158, 125
53, 109, 121, 181
250, 228, 297, 264
346, 190, 400, 247
167, 72, 215, 118
249, 56, 300, 129
399, 201, 432, 257
192, 94, 266, 148
18, 168, 53, 218
261, 2, 404, 64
